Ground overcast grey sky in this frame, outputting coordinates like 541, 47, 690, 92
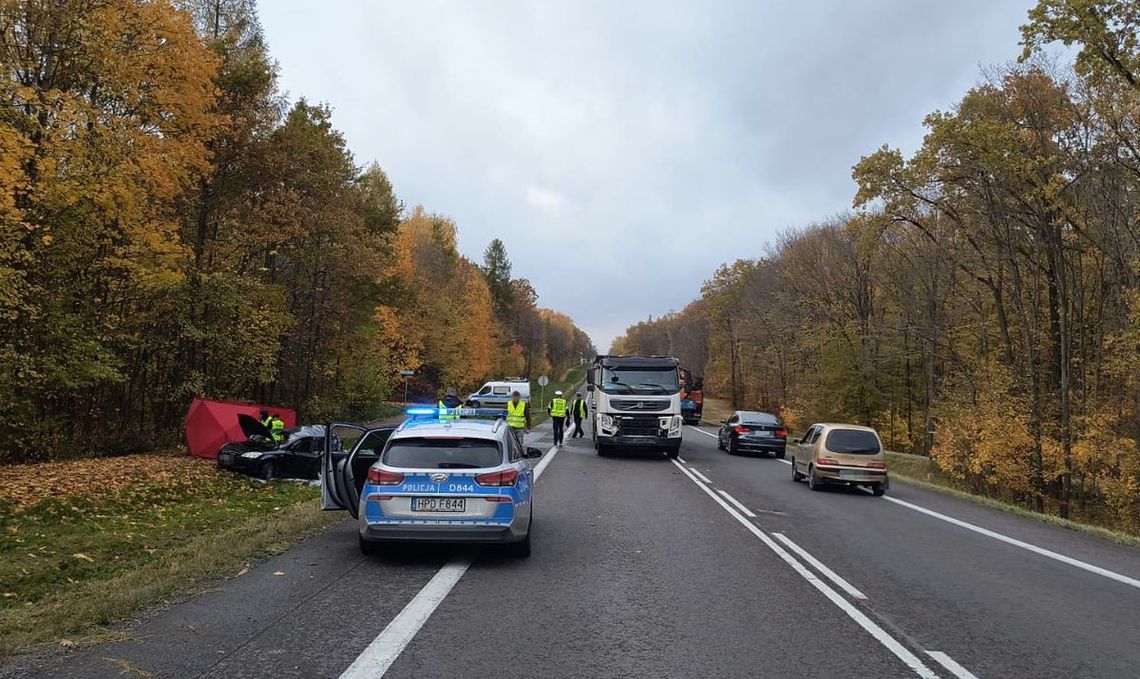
259, 1, 1035, 351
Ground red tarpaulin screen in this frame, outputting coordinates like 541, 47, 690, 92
185, 398, 297, 459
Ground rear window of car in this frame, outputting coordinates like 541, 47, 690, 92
382, 437, 503, 469
741, 412, 780, 425
824, 429, 881, 454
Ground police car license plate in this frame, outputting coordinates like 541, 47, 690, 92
412, 497, 465, 512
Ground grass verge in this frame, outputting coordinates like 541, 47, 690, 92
885, 452, 1140, 548
0, 454, 338, 657
530, 368, 586, 426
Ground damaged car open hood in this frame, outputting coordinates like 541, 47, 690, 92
238, 413, 275, 440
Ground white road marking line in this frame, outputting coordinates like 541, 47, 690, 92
773, 532, 868, 600
677, 455, 687, 464
689, 468, 713, 484
776, 458, 792, 466
339, 559, 471, 679
881, 494, 1140, 591
670, 460, 938, 679
687, 425, 718, 438
926, 651, 979, 679
716, 489, 757, 518
341, 435, 563, 678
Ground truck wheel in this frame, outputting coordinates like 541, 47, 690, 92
666, 446, 680, 460
597, 444, 611, 457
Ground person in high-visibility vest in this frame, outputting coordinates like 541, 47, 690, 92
506, 390, 530, 445
571, 392, 588, 439
548, 390, 568, 446
270, 414, 285, 443
438, 386, 463, 421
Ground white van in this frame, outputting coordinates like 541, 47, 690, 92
467, 380, 530, 407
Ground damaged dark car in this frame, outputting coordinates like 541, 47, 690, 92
217, 414, 339, 481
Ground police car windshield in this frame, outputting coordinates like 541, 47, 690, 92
600, 367, 680, 395
382, 437, 503, 469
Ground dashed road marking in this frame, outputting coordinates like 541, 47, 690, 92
689, 467, 712, 484
670, 459, 939, 679
716, 489, 756, 518
773, 532, 867, 600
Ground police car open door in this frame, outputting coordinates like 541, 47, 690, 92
321, 423, 394, 519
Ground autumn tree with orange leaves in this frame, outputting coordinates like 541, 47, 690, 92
0, 0, 589, 461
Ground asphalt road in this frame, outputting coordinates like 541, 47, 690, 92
5, 420, 1140, 678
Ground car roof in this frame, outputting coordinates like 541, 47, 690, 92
737, 410, 780, 419
391, 418, 507, 439
813, 423, 879, 433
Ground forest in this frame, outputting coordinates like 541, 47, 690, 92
0, 0, 590, 462
613, 0, 1140, 532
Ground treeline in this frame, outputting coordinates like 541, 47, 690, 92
0, 0, 589, 462
613, 1, 1140, 532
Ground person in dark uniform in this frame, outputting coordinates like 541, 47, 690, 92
571, 392, 587, 438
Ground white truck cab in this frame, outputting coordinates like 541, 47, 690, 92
588, 355, 682, 459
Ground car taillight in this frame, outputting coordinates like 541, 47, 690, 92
815, 457, 839, 466
483, 496, 513, 502
776, 428, 788, 438
866, 461, 887, 469
367, 468, 404, 486
475, 469, 519, 487
733, 425, 749, 434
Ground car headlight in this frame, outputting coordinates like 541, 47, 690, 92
600, 414, 614, 429
241, 451, 262, 459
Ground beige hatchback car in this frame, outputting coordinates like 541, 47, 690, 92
790, 423, 889, 496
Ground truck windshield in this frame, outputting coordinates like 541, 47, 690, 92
600, 367, 680, 394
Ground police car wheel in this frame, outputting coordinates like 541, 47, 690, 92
359, 535, 382, 556
259, 461, 276, 481
505, 524, 532, 558
469, 400, 481, 408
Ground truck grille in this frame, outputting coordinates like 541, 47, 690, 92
610, 399, 671, 412
617, 415, 661, 436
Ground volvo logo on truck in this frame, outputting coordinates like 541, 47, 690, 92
587, 355, 683, 459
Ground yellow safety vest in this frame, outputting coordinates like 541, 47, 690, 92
550, 398, 567, 417
574, 399, 587, 418
506, 400, 527, 429
270, 418, 285, 442
438, 400, 456, 421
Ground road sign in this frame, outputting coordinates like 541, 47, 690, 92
399, 369, 415, 377
537, 375, 549, 386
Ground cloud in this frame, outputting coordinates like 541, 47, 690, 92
526, 185, 566, 212
259, 0, 1037, 351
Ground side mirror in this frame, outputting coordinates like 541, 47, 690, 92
525, 447, 544, 459
586, 384, 595, 392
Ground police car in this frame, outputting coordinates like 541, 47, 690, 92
320, 407, 544, 557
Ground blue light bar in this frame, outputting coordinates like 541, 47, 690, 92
405, 406, 439, 417
403, 405, 509, 421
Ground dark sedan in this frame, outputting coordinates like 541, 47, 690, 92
217, 414, 336, 480
717, 411, 788, 458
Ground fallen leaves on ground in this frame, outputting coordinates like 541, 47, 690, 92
0, 454, 222, 510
